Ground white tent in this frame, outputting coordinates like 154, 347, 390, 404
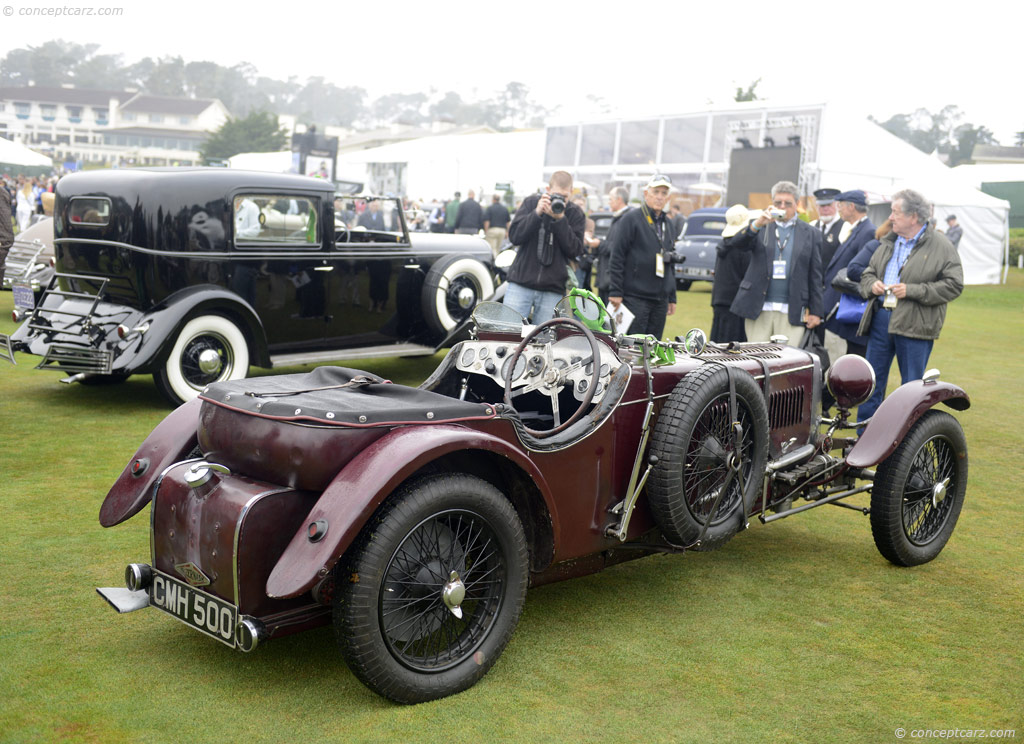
0, 136, 52, 169
227, 150, 293, 172
334, 130, 545, 201
816, 108, 1009, 284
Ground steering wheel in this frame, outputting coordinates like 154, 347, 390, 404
335, 222, 350, 243
502, 316, 602, 438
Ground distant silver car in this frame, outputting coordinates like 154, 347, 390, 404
3, 216, 54, 306
673, 208, 726, 290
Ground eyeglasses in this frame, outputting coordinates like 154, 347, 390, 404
773, 199, 795, 207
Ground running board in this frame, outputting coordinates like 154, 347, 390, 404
270, 343, 437, 368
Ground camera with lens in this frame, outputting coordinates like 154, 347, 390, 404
768, 207, 787, 220
549, 193, 567, 216
662, 248, 685, 265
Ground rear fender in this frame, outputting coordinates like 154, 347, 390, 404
130, 286, 269, 370
265, 424, 552, 599
847, 379, 969, 468
99, 397, 202, 527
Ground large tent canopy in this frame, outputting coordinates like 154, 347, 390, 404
0, 136, 52, 176
816, 106, 1009, 284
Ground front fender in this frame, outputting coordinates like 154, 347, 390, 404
847, 379, 969, 468
99, 397, 202, 527
265, 424, 553, 599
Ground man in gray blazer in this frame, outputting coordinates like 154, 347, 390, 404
728, 180, 823, 342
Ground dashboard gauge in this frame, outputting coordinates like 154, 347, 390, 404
460, 347, 476, 366
478, 346, 489, 360
502, 354, 526, 382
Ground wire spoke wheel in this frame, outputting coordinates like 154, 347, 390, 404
381, 509, 505, 672
334, 474, 528, 704
683, 396, 755, 526
871, 410, 967, 566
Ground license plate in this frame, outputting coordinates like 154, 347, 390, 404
677, 267, 711, 278
12, 284, 34, 310
149, 570, 237, 647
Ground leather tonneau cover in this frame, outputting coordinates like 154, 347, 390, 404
200, 366, 496, 427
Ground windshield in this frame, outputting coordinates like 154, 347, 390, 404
471, 301, 526, 333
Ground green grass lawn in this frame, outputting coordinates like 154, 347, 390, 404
1, 274, 1021, 743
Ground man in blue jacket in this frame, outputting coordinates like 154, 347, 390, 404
727, 181, 822, 343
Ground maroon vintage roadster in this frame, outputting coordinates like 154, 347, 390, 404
96, 291, 969, 704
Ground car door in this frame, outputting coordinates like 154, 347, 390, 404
229, 191, 329, 352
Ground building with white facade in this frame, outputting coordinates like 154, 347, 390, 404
0, 86, 230, 167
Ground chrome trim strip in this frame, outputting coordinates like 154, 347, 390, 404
232, 487, 296, 607
52, 237, 484, 261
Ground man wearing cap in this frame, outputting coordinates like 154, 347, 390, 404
728, 180, 823, 343
811, 188, 844, 269
822, 190, 875, 363
608, 175, 678, 338
944, 215, 963, 249
711, 204, 752, 343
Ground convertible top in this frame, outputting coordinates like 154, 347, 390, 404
199, 366, 498, 427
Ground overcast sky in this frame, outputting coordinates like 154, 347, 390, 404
3, 0, 1020, 143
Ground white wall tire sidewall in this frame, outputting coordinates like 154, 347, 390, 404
431, 258, 494, 332
163, 315, 249, 403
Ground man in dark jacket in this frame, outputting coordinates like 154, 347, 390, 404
454, 190, 484, 234
504, 171, 585, 323
822, 189, 875, 360
608, 174, 678, 338
0, 186, 13, 287
482, 194, 511, 257
728, 181, 822, 343
856, 189, 963, 422
595, 186, 630, 304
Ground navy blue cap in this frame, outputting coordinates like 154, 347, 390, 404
813, 188, 841, 204
835, 189, 867, 206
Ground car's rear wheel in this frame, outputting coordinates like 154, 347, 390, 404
676, 279, 692, 291
870, 410, 967, 566
334, 473, 528, 704
421, 254, 494, 337
153, 314, 249, 406
648, 364, 769, 549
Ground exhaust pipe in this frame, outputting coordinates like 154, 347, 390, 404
235, 617, 266, 653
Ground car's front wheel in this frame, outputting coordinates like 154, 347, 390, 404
334, 474, 528, 704
421, 254, 494, 337
153, 314, 250, 406
870, 410, 967, 566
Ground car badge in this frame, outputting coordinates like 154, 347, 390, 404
175, 562, 211, 587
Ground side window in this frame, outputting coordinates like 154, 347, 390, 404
69, 197, 111, 226
233, 195, 319, 246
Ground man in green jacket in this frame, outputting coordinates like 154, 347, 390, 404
856, 188, 963, 421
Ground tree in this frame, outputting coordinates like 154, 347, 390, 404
871, 105, 999, 164
199, 111, 287, 163
734, 79, 761, 102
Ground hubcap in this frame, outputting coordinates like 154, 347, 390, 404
456, 286, 476, 309
197, 348, 222, 375
442, 571, 466, 619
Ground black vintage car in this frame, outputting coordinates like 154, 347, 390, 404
0, 169, 496, 405
673, 207, 727, 290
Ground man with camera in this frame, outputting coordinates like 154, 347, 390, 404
503, 171, 586, 323
607, 174, 678, 339
728, 180, 822, 343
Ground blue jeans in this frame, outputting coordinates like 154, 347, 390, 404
858, 307, 934, 421
502, 282, 564, 324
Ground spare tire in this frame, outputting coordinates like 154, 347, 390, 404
421, 254, 494, 337
647, 364, 769, 550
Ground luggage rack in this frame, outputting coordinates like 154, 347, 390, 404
24, 273, 117, 375
2, 239, 48, 287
